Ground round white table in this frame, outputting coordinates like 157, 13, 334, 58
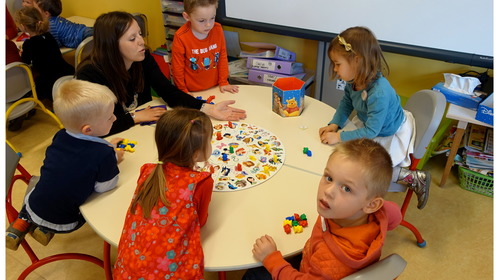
79, 85, 339, 278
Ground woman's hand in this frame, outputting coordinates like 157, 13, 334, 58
220, 84, 239, 93
132, 106, 167, 123
252, 235, 277, 263
320, 131, 342, 145
203, 100, 246, 121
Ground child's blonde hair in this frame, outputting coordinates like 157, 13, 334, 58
15, 6, 49, 34
53, 79, 117, 133
130, 108, 213, 219
330, 138, 392, 198
183, 0, 219, 14
328, 26, 389, 88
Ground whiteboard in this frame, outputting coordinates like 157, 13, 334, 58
218, 0, 493, 68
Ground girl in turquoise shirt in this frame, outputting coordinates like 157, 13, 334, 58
319, 26, 430, 210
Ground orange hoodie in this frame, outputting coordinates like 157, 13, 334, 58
262, 200, 402, 279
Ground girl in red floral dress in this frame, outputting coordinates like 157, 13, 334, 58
114, 108, 214, 280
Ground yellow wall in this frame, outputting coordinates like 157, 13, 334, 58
62, 0, 491, 101
61, 0, 166, 49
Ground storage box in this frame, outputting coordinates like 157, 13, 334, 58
246, 57, 303, 75
475, 93, 493, 125
432, 82, 483, 110
239, 42, 296, 61
248, 69, 306, 85
272, 77, 305, 117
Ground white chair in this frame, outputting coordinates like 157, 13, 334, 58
341, 254, 407, 280
391, 89, 446, 247
132, 13, 149, 44
74, 36, 94, 69
52, 75, 75, 101
6, 62, 64, 156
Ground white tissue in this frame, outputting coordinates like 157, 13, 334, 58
443, 73, 481, 95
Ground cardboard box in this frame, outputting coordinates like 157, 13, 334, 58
239, 42, 296, 61
475, 93, 493, 125
432, 82, 484, 110
246, 57, 303, 75
272, 77, 305, 117
248, 69, 306, 85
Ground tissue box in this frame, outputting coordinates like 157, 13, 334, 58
475, 94, 493, 125
432, 82, 483, 110
246, 57, 303, 75
248, 69, 306, 85
239, 42, 296, 61
272, 77, 305, 117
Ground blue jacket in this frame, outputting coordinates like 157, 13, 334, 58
49, 16, 92, 48
329, 74, 405, 141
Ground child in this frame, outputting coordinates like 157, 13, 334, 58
113, 108, 214, 279
318, 26, 430, 209
171, 0, 239, 94
15, 6, 74, 101
6, 79, 125, 251
22, 0, 34, 7
34, 0, 93, 48
243, 138, 402, 280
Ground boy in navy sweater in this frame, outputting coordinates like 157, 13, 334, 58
6, 80, 124, 250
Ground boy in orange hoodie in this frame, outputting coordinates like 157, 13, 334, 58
244, 138, 402, 280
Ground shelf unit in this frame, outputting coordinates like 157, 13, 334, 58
161, 0, 185, 54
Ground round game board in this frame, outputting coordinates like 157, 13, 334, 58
202, 122, 285, 192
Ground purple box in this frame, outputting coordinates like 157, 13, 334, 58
246, 58, 303, 75
248, 69, 306, 85
239, 42, 296, 61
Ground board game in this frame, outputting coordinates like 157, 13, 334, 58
201, 122, 286, 192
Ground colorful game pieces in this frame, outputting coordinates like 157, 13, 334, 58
302, 147, 312, 157
116, 139, 137, 153
283, 213, 308, 234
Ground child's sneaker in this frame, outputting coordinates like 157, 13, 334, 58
31, 226, 54, 246
6, 219, 31, 251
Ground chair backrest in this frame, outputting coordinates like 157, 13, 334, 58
132, 13, 149, 44
6, 62, 35, 103
74, 36, 94, 69
52, 75, 75, 101
6, 143, 21, 194
404, 89, 446, 159
341, 254, 407, 280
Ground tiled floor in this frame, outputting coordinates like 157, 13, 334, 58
5, 112, 493, 279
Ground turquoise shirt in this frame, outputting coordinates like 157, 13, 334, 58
329, 74, 405, 141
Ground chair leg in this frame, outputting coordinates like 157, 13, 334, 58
399, 189, 426, 248
104, 241, 113, 280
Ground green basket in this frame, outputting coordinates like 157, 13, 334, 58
458, 166, 493, 197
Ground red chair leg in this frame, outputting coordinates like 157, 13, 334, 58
399, 189, 427, 248
19, 253, 104, 280
218, 271, 227, 280
104, 241, 113, 280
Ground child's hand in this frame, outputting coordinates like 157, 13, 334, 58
108, 137, 124, 147
220, 84, 239, 94
252, 234, 277, 262
319, 124, 338, 138
320, 131, 342, 145
115, 149, 125, 163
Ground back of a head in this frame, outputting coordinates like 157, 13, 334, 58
155, 108, 212, 168
35, 0, 62, 16
183, 0, 219, 14
331, 138, 393, 198
53, 79, 117, 133
15, 6, 49, 34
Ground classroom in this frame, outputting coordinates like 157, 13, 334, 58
5, 0, 493, 279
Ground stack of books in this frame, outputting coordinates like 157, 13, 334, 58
238, 42, 305, 85
456, 124, 493, 177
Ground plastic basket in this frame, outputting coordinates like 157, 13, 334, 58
458, 166, 493, 197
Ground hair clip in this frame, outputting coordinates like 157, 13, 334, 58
190, 119, 195, 124
157, 161, 164, 165
337, 36, 355, 53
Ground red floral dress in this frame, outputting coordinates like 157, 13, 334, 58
113, 163, 213, 280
